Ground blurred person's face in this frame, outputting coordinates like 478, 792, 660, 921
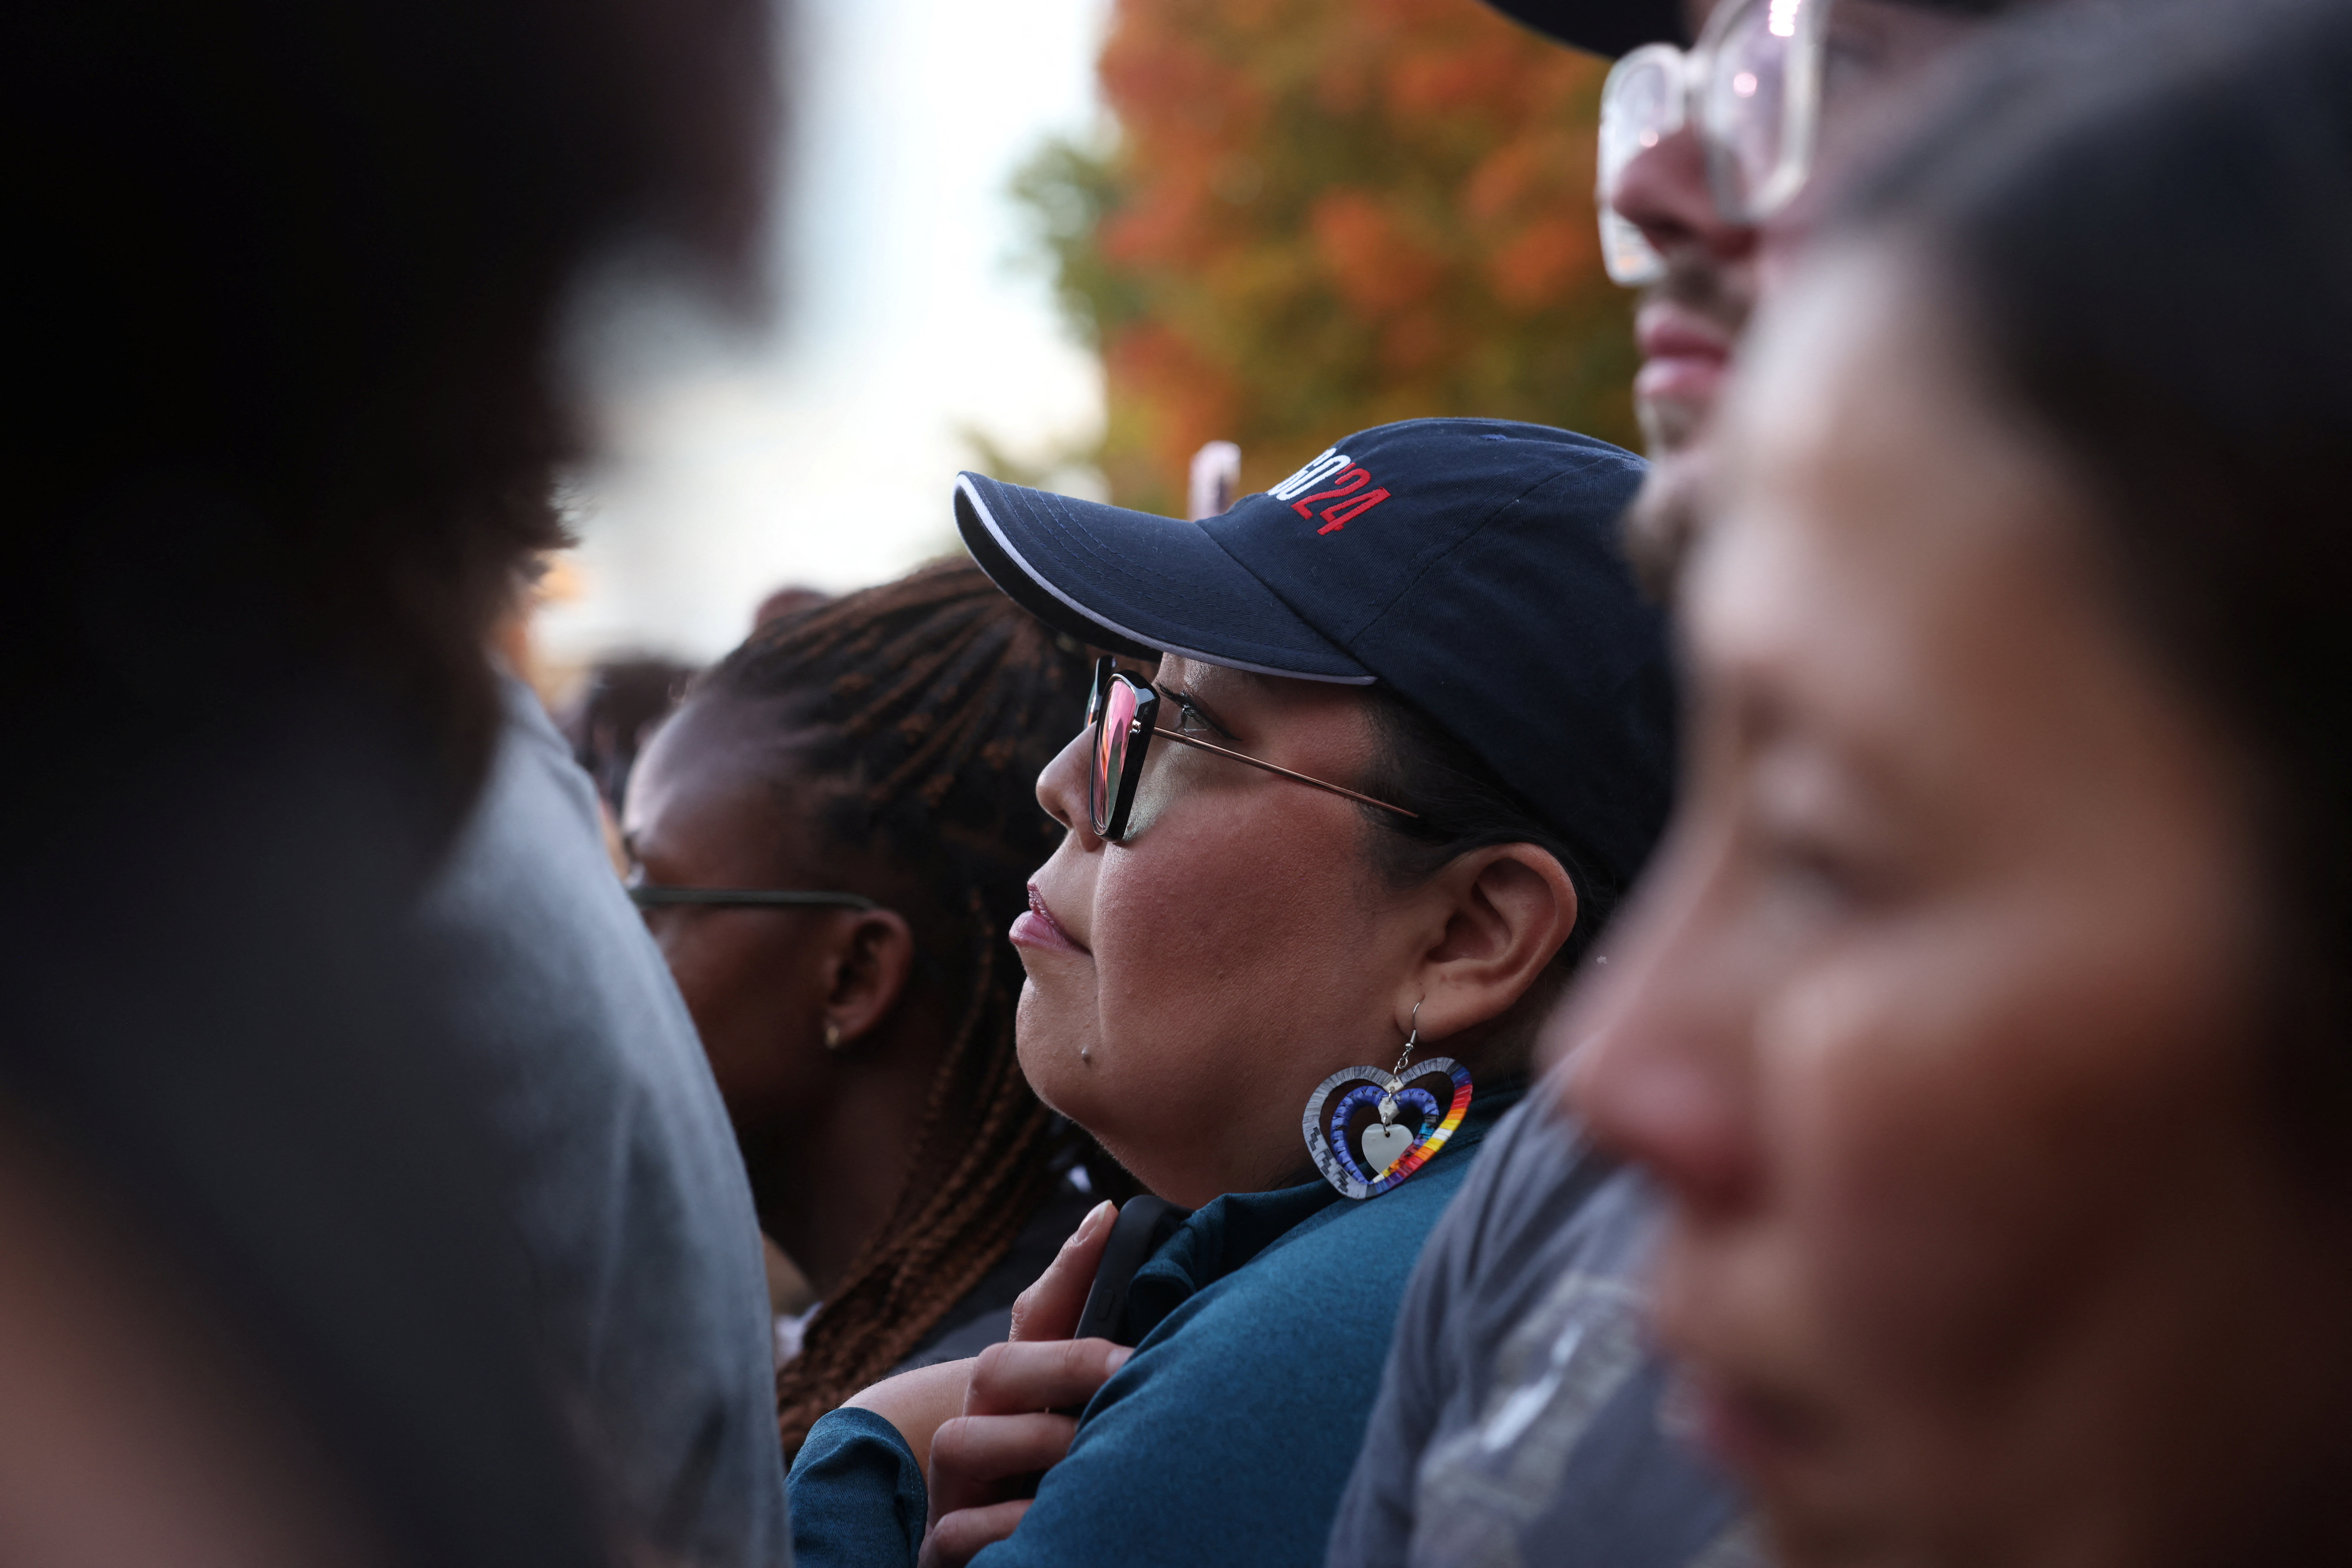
1558, 244, 2352, 1565
1612, 0, 1990, 575
1020, 658, 1520, 1209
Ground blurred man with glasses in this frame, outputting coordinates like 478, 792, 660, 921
1582, 0, 2013, 581
1323, 5, 2039, 1568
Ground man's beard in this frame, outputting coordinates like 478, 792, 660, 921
1621, 442, 1713, 601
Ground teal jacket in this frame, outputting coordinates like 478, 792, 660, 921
787, 1086, 1523, 1568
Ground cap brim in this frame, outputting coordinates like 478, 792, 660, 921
1479, 0, 1685, 56
955, 474, 1372, 684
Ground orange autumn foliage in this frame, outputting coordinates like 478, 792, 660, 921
1014, 0, 1638, 513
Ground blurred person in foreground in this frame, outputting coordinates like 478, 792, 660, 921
1323, 4, 2043, 1565
620, 561, 1104, 1464
5, 0, 780, 1563
1564, 1, 2352, 1562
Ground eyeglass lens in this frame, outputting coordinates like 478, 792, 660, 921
1703, 0, 1823, 222
1091, 673, 1140, 835
1598, 47, 1680, 285
1594, 0, 1828, 287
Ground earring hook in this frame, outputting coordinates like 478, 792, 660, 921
1389, 999, 1424, 1084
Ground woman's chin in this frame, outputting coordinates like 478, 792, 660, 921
1012, 991, 1099, 1110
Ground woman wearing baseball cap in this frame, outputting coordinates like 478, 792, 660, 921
786, 417, 1675, 1568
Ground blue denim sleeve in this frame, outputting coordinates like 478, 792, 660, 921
787, 1407, 927, 1568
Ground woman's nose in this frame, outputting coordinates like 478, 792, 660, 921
1611, 121, 1759, 270
1557, 839, 1763, 1220
1036, 729, 1094, 841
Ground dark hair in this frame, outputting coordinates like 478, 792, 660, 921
1843, 0, 2352, 1161
1356, 684, 1621, 1059
562, 657, 701, 817
700, 560, 1094, 1457
15, 0, 773, 827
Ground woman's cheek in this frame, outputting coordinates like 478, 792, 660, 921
671, 928, 788, 1105
1758, 952, 2032, 1395
1762, 913, 2202, 1414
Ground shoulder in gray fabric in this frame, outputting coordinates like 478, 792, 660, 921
1328, 1090, 1753, 1568
421, 675, 790, 1568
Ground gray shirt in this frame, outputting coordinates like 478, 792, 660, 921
1327, 1089, 1758, 1568
424, 677, 789, 1567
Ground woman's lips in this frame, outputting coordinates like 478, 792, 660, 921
1652, 1257, 1842, 1489
1010, 884, 1089, 956
1685, 1370, 1833, 1472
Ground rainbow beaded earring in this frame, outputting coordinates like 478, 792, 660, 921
1302, 1001, 1474, 1201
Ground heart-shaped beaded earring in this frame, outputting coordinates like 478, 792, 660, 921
1302, 1001, 1474, 1201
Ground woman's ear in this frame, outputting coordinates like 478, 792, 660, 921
820, 908, 917, 1050
1407, 845, 1580, 1040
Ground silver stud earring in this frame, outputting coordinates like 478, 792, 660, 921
822, 1020, 843, 1052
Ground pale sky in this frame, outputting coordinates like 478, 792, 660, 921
541, 0, 1114, 666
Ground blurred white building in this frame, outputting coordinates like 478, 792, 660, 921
540, 0, 1111, 669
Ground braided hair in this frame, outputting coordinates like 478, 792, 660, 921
701, 558, 1092, 1458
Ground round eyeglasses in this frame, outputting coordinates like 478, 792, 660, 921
1597, 0, 1833, 287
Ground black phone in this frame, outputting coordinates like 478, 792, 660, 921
1071, 1195, 1190, 1346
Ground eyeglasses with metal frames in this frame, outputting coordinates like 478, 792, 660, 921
1084, 658, 1418, 842
627, 885, 880, 911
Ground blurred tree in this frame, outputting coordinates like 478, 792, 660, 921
1013, 0, 1637, 515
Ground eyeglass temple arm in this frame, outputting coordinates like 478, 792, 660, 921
628, 887, 880, 910
1150, 726, 1419, 819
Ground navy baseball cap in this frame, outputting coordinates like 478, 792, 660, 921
1481, 0, 2016, 58
1479, 0, 1685, 58
954, 417, 1676, 892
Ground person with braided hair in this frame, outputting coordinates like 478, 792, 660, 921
622, 558, 1108, 1463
